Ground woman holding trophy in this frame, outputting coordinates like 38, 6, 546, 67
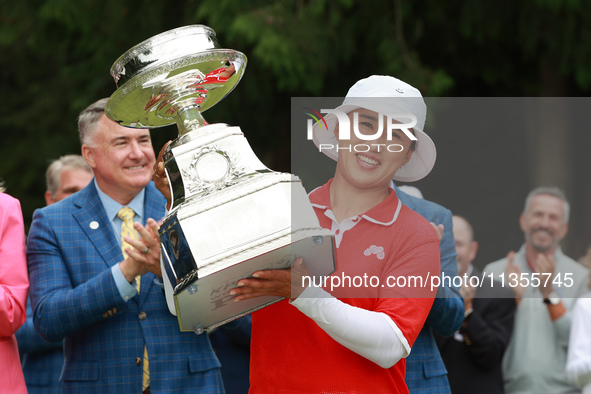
155, 75, 442, 393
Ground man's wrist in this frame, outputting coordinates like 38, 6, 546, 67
464, 300, 473, 314
111, 264, 138, 302
464, 307, 474, 319
119, 259, 138, 283
543, 290, 561, 305
540, 285, 555, 299
543, 292, 566, 321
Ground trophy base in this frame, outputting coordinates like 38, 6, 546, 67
171, 232, 334, 334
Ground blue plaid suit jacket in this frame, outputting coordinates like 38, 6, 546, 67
27, 181, 224, 394
394, 185, 464, 394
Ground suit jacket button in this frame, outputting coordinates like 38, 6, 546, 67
102, 313, 109, 318
138, 312, 147, 320
135, 357, 142, 366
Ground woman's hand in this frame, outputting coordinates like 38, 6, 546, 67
153, 141, 173, 210
230, 258, 309, 302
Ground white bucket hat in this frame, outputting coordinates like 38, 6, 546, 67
312, 75, 436, 182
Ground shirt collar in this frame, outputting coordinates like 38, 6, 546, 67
94, 178, 145, 222
309, 178, 402, 227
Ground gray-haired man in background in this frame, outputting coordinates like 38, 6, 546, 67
483, 187, 588, 394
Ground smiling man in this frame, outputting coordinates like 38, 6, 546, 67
483, 187, 588, 394
27, 98, 223, 393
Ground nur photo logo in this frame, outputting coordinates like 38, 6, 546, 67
305, 108, 418, 154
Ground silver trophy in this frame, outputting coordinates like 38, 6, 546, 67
105, 25, 334, 334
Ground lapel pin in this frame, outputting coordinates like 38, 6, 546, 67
89, 221, 99, 230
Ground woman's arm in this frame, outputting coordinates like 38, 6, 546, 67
0, 194, 28, 337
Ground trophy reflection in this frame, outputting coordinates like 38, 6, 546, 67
105, 25, 334, 334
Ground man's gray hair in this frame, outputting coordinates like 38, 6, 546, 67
46, 155, 93, 197
523, 187, 570, 224
78, 98, 109, 146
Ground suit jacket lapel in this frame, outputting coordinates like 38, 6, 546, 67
71, 182, 166, 306
72, 182, 122, 269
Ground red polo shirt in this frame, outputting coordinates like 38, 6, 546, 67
250, 179, 440, 393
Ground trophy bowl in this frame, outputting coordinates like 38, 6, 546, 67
106, 25, 246, 133
106, 25, 335, 334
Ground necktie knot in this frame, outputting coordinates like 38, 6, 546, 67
117, 206, 135, 222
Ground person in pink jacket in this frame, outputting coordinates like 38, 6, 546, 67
0, 185, 29, 393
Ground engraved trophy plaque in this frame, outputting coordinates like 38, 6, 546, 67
105, 25, 334, 334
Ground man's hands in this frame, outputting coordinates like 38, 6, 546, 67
504, 251, 525, 299
153, 141, 173, 210
119, 218, 162, 281
430, 222, 444, 242
460, 280, 476, 313
229, 258, 309, 302
504, 250, 556, 300
532, 253, 556, 298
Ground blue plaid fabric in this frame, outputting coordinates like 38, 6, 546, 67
394, 185, 464, 394
27, 182, 224, 394
16, 299, 64, 393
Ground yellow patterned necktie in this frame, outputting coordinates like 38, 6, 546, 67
116, 207, 150, 391
117, 207, 139, 257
